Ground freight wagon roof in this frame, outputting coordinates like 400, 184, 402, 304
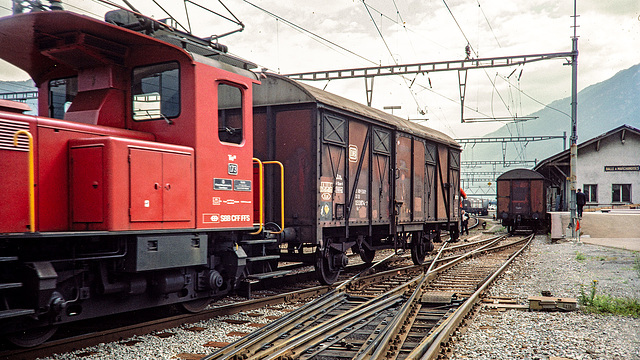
254, 73, 459, 148
497, 168, 545, 181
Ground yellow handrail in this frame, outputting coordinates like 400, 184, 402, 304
13, 130, 35, 233
250, 158, 264, 235
263, 161, 284, 234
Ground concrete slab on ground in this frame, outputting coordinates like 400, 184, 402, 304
550, 211, 640, 251
550, 211, 640, 238
578, 237, 640, 252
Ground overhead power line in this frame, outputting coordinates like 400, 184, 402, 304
240, 0, 376, 66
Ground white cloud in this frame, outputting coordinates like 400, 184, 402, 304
0, 0, 637, 138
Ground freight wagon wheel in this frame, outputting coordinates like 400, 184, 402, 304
410, 232, 431, 265
315, 239, 341, 285
7, 325, 58, 348
358, 247, 376, 264
351, 243, 375, 264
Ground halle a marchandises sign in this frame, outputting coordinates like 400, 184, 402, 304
604, 165, 640, 172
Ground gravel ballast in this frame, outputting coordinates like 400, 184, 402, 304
40, 235, 640, 360
450, 235, 640, 360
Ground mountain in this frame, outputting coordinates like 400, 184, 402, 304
462, 63, 640, 166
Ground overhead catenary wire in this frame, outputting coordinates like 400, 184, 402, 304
361, 0, 424, 116
240, 0, 377, 67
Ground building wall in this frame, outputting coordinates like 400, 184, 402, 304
577, 131, 640, 207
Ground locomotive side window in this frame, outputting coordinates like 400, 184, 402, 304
48, 77, 78, 119
218, 83, 243, 144
132, 62, 180, 121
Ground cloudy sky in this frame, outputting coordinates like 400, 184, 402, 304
0, 0, 638, 138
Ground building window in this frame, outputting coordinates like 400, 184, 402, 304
218, 83, 243, 144
583, 184, 597, 203
612, 184, 631, 203
132, 62, 180, 121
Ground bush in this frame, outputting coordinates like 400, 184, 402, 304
579, 280, 640, 318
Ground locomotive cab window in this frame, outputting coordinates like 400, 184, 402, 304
49, 77, 78, 120
218, 83, 243, 144
132, 62, 180, 121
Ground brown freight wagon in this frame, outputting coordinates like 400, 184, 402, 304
253, 73, 461, 283
496, 168, 549, 233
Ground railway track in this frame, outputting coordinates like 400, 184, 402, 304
1, 229, 512, 360
202, 233, 532, 360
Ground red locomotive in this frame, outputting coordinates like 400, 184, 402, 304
0, 4, 460, 346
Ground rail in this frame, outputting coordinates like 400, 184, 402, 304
13, 130, 35, 232
419, 233, 534, 359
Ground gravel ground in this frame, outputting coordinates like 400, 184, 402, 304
450, 235, 640, 360
39, 234, 640, 360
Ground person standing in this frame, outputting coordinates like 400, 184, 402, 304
576, 188, 587, 218
461, 210, 469, 235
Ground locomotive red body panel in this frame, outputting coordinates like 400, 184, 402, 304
69, 136, 195, 231
0, 113, 156, 233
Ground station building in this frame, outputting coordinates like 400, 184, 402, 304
534, 124, 640, 212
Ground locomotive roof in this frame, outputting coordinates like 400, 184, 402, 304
497, 168, 545, 180
253, 73, 459, 148
0, 11, 257, 84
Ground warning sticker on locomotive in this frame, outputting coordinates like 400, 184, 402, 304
214, 178, 233, 190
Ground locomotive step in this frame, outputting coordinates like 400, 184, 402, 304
240, 239, 278, 245
0, 309, 35, 320
246, 269, 292, 280
0, 282, 23, 290
245, 255, 280, 262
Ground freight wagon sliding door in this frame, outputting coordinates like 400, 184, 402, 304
319, 114, 346, 224
449, 150, 461, 219
347, 121, 370, 224
435, 145, 449, 221
371, 128, 391, 223
425, 143, 437, 220
413, 140, 426, 222
395, 135, 412, 223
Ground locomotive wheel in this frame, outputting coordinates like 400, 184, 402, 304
180, 297, 212, 313
7, 325, 58, 348
410, 233, 430, 265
